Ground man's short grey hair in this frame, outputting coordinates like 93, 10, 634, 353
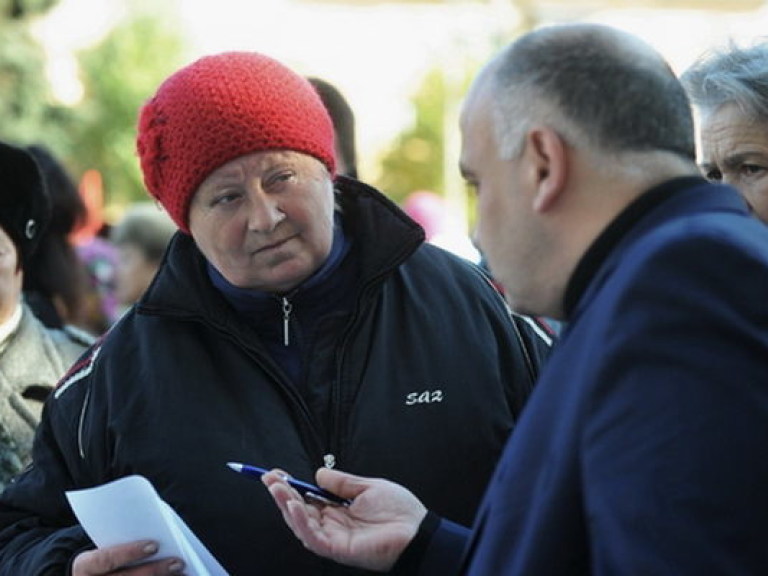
489, 25, 695, 162
681, 39, 768, 122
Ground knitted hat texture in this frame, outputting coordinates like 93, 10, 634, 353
137, 51, 336, 233
0, 141, 50, 270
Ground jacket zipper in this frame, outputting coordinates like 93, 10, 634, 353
270, 293, 339, 469
281, 297, 292, 346
267, 299, 329, 463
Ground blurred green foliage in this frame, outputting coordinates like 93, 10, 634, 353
373, 57, 481, 230
0, 0, 56, 19
0, 10, 76, 154
69, 6, 185, 207
0, 1, 184, 211
373, 29, 511, 230
374, 68, 447, 205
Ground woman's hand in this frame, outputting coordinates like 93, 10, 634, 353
72, 541, 184, 575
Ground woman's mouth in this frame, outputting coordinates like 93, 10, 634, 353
255, 236, 293, 254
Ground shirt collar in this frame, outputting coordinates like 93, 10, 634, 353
0, 302, 23, 353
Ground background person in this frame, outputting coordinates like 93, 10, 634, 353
0, 51, 551, 575
308, 76, 358, 179
263, 22, 768, 575
680, 40, 768, 222
0, 141, 92, 491
22, 145, 98, 334
109, 202, 176, 314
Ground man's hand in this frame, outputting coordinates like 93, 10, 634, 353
263, 468, 427, 573
72, 541, 184, 575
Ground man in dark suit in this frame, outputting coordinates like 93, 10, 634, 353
263, 22, 768, 575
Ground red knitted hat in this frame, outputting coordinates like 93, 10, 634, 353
137, 51, 336, 233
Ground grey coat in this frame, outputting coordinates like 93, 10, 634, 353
0, 304, 91, 489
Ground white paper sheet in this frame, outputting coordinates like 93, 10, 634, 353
66, 475, 228, 576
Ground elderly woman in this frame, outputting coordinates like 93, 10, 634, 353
0, 141, 91, 491
0, 52, 551, 575
681, 41, 768, 222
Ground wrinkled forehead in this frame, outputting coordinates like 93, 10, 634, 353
699, 103, 766, 147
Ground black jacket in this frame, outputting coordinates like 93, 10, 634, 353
0, 178, 550, 575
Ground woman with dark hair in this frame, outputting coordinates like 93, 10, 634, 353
0, 141, 91, 490
23, 145, 107, 335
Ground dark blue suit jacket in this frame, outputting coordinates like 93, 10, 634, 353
418, 178, 768, 575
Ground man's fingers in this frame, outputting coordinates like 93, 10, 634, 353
316, 468, 372, 499
286, 499, 330, 553
266, 481, 302, 533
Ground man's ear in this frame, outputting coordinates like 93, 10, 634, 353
525, 127, 567, 213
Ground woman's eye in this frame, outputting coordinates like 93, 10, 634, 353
741, 164, 765, 176
265, 170, 296, 189
211, 190, 242, 206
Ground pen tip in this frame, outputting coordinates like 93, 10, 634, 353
226, 462, 243, 472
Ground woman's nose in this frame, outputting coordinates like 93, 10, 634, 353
246, 186, 285, 232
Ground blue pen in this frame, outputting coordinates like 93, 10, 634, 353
227, 462, 352, 507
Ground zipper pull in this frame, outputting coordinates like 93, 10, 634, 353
323, 454, 336, 469
282, 297, 293, 347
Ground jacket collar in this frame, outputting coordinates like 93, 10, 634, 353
563, 177, 746, 319
0, 302, 22, 352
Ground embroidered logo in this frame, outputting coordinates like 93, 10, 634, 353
405, 389, 444, 406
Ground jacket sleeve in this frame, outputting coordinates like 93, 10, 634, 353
391, 512, 470, 576
0, 348, 98, 574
